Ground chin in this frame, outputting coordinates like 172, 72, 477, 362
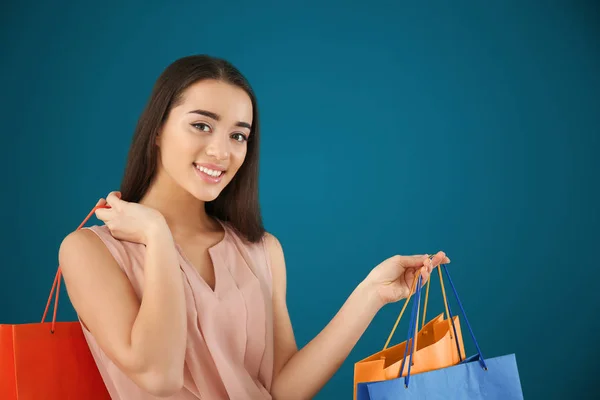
182, 166, 233, 202
190, 188, 222, 202
185, 181, 229, 202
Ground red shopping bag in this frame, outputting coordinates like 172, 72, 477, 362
0, 206, 111, 399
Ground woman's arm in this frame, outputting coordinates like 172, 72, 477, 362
60, 219, 187, 397
266, 233, 381, 400
266, 233, 445, 400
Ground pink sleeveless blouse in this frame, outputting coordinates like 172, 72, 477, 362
79, 222, 274, 399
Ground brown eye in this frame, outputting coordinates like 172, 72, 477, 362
192, 123, 211, 132
231, 133, 248, 142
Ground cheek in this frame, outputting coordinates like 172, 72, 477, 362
159, 134, 201, 173
230, 146, 248, 171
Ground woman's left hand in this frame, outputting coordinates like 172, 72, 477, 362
363, 251, 450, 308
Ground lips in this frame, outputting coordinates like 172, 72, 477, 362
194, 163, 224, 177
193, 163, 226, 184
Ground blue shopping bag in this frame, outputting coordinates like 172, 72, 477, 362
357, 265, 524, 400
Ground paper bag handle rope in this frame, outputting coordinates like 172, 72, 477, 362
441, 264, 487, 370
422, 261, 455, 338
41, 204, 111, 333
383, 254, 454, 350
401, 264, 488, 388
436, 265, 464, 361
399, 273, 424, 387
420, 265, 465, 361
415, 267, 466, 362
382, 269, 419, 349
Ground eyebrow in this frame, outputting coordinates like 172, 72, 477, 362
188, 109, 252, 130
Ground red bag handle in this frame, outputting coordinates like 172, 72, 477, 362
41, 204, 111, 333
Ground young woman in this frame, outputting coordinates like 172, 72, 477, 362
59, 54, 449, 399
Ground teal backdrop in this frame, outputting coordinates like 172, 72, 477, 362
1, 1, 598, 399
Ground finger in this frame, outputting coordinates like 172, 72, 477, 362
402, 267, 423, 294
399, 254, 435, 270
395, 254, 428, 269
429, 251, 449, 269
94, 198, 111, 213
106, 191, 123, 208
95, 206, 113, 222
419, 265, 427, 280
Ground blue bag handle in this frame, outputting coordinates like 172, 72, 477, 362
399, 273, 423, 388
442, 264, 487, 370
442, 293, 463, 362
431, 265, 464, 363
402, 263, 488, 388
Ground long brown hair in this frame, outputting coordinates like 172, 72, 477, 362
119, 55, 264, 243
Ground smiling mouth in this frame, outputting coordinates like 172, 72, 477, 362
193, 163, 226, 183
194, 163, 225, 177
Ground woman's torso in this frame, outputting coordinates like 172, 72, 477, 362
79, 221, 274, 400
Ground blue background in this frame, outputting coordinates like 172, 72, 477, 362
1, 1, 598, 399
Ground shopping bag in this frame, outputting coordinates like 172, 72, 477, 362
357, 354, 523, 400
354, 313, 464, 381
0, 205, 111, 399
356, 264, 524, 399
354, 262, 466, 399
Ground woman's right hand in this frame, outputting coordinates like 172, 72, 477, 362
94, 191, 167, 245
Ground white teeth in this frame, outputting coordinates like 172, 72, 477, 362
196, 165, 223, 177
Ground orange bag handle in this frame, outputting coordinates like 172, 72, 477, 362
383, 269, 421, 350
421, 264, 454, 336
382, 254, 453, 350
41, 204, 111, 333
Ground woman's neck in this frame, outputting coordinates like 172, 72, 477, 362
139, 174, 218, 238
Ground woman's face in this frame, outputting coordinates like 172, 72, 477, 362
156, 79, 253, 202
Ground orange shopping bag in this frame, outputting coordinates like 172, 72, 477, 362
354, 262, 466, 399
0, 206, 111, 399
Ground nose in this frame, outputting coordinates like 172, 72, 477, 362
205, 133, 229, 161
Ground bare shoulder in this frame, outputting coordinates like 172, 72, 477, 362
262, 231, 287, 282
263, 231, 283, 254
58, 228, 126, 290
60, 228, 101, 251
59, 229, 115, 271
